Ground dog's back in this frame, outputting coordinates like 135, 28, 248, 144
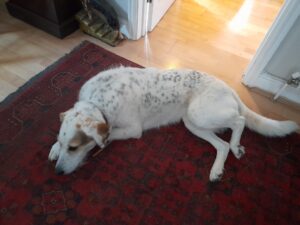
79, 67, 216, 129
79, 66, 299, 135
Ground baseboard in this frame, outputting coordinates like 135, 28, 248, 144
6, 2, 79, 38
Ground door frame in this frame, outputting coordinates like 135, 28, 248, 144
126, 0, 144, 40
242, 0, 300, 104
128, 0, 175, 40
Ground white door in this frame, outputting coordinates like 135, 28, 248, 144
114, 0, 175, 40
146, 0, 176, 32
242, 0, 300, 104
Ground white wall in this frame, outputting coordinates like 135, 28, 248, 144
265, 16, 300, 80
108, 0, 131, 39
109, 0, 129, 22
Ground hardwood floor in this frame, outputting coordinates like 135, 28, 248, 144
1, 0, 299, 124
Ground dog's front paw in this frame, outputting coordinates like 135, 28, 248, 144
48, 142, 60, 161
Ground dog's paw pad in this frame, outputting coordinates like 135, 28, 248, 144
236, 145, 245, 159
209, 169, 224, 182
48, 143, 60, 161
48, 151, 59, 161
233, 145, 245, 159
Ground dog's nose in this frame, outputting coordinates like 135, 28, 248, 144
55, 167, 65, 175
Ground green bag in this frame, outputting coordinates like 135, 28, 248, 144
76, 0, 124, 46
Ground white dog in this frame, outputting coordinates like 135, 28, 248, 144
49, 67, 299, 181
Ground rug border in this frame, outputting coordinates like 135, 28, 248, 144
0, 40, 91, 108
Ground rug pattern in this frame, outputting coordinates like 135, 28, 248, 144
0, 41, 299, 225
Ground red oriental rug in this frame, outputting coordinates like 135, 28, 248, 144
0, 41, 299, 225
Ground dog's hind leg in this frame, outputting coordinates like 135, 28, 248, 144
183, 118, 230, 182
229, 116, 246, 159
183, 92, 241, 181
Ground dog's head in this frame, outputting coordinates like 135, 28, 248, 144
51, 101, 109, 175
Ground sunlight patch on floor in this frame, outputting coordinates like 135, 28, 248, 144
193, 0, 223, 16
165, 59, 180, 69
143, 1, 152, 65
228, 0, 254, 33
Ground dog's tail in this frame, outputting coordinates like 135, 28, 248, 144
232, 91, 299, 137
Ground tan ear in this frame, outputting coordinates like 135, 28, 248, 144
69, 136, 81, 147
97, 123, 109, 136
81, 121, 109, 148
69, 131, 90, 147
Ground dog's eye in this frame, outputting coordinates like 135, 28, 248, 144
68, 146, 78, 152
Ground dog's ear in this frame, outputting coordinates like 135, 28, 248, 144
81, 120, 109, 148
69, 131, 90, 147
97, 123, 109, 136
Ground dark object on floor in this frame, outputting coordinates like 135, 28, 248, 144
89, 0, 120, 30
0, 41, 299, 225
6, 0, 82, 38
76, 0, 124, 46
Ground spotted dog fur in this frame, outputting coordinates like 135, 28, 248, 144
49, 66, 299, 181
